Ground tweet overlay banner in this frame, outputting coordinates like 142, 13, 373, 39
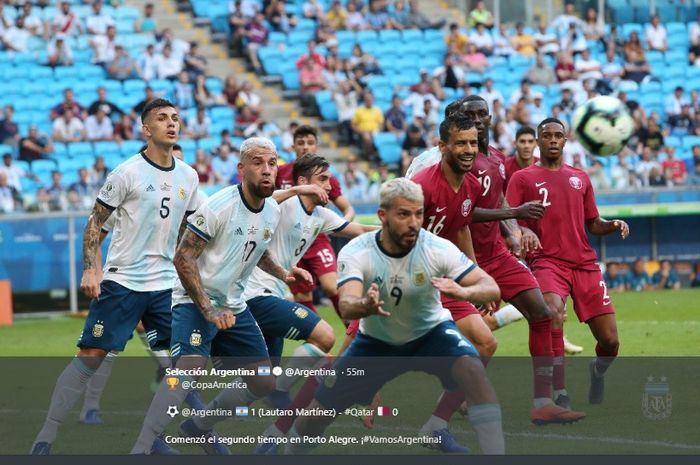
1, 357, 698, 455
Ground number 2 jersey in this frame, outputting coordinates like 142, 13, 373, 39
96, 152, 199, 292
171, 184, 281, 313
506, 164, 600, 270
243, 197, 349, 300
337, 230, 476, 345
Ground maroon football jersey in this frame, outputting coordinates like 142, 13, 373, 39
276, 161, 342, 201
504, 155, 539, 190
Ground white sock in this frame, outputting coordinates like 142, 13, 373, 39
130, 376, 190, 454
533, 398, 553, 408
284, 425, 317, 455
82, 351, 118, 415
494, 305, 524, 328
420, 414, 448, 434
193, 382, 258, 431
139, 331, 171, 368
276, 343, 326, 392
554, 389, 568, 398
467, 403, 505, 454
35, 358, 96, 444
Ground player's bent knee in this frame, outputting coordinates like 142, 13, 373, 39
78, 347, 108, 367
308, 321, 335, 353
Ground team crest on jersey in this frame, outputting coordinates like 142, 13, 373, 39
178, 187, 187, 200
499, 163, 506, 179
414, 271, 426, 286
189, 330, 202, 347
263, 227, 272, 241
461, 199, 472, 217
294, 307, 309, 319
92, 320, 105, 338
569, 176, 583, 190
100, 182, 114, 200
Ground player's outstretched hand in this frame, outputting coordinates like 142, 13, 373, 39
364, 283, 389, 317
297, 184, 329, 205
285, 266, 313, 286
431, 277, 465, 301
613, 220, 630, 239
504, 233, 522, 258
478, 301, 498, 315
520, 226, 542, 254
203, 307, 236, 330
80, 269, 101, 299
515, 200, 545, 219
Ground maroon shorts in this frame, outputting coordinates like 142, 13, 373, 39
481, 252, 539, 302
289, 234, 337, 295
346, 319, 360, 337
441, 294, 479, 321
532, 260, 615, 323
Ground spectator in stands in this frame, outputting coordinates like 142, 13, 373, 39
135, 43, 157, 81
235, 80, 262, 115
433, 53, 464, 89
479, 79, 504, 115
173, 71, 195, 109
342, 163, 369, 202
628, 259, 651, 291
635, 146, 661, 186
90, 24, 118, 66
113, 113, 134, 142
0, 171, 22, 213
53, 109, 85, 143
560, 21, 587, 55
623, 33, 651, 84
668, 105, 695, 137
445, 23, 468, 54
690, 90, 700, 116
661, 146, 688, 185
86, 0, 114, 35
314, 16, 337, 46
26, 187, 50, 213
352, 91, 383, 158
508, 78, 533, 108
554, 51, 581, 93
345, 0, 368, 31
222, 75, 240, 106
575, 48, 603, 84
21, 3, 45, 38
295, 39, 325, 69
191, 148, 214, 185
404, 80, 440, 118
242, 117, 281, 139
46, 34, 74, 67
469, 22, 494, 56
0, 105, 19, 148
563, 131, 588, 168
303, 0, 325, 21
211, 143, 238, 185
493, 22, 515, 57
333, 80, 359, 144
2, 17, 30, 52
321, 55, 344, 91
46, 170, 66, 211
214, 129, 236, 156
640, 117, 664, 152
462, 43, 488, 73
534, 21, 559, 56
690, 159, 700, 185
194, 75, 225, 108
135, 3, 157, 34
366, 162, 396, 198
525, 53, 556, 86
281, 121, 298, 153
645, 15, 667, 53
604, 262, 627, 292
88, 87, 122, 119
227, 0, 248, 55
243, 12, 268, 75
528, 93, 548, 127
366, 0, 391, 31
390, 0, 409, 30
87, 155, 109, 188
405, 0, 445, 30
1, 152, 37, 193
610, 153, 633, 190
157, 28, 190, 61
550, 3, 584, 37
186, 106, 211, 140
653, 260, 681, 290
468, 1, 493, 28
383, 93, 407, 138
587, 158, 610, 190
600, 48, 624, 87
326, 0, 347, 30
19, 126, 53, 163
67, 168, 95, 209
349, 44, 382, 75
53, 1, 83, 37
648, 165, 667, 186
413, 97, 439, 130
154, 43, 183, 80
689, 262, 700, 287
131, 86, 157, 118
299, 56, 327, 116
582, 7, 603, 41
665, 86, 687, 119
266, 0, 298, 33
511, 22, 536, 56
234, 105, 258, 135
183, 41, 208, 81
85, 108, 114, 141
401, 124, 427, 174
107, 45, 137, 81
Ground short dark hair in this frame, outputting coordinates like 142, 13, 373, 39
292, 154, 330, 185
537, 117, 565, 134
439, 115, 477, 142
293, 124, 318, 142
516, 125, 536, 140
141, 98, 175, 123
172, 144, 182, 151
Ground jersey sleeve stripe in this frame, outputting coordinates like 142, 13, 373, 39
187, 224, 211, 242
333, 221, 350, 233
453, 264, 477, 283
96, 198, 116, 211
337, 276, 363, 288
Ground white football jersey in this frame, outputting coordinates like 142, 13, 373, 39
96, 153, 199, 292
171, 184, 281, 313
405, 146, 441, 179
337, 230, 476, 345
243, 197, 348, 300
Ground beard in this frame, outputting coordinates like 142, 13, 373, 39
250, 181, 275, 199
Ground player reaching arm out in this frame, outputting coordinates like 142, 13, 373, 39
338, 281, 391, 320
586, 217, 630, 239
255, 249, 314, 286
272, 183, 329, 205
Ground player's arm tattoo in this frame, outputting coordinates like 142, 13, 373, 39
174, 229, 214, 316
255, 249, 288, 281
83, 202, 113, 271
177, 214, 191, 245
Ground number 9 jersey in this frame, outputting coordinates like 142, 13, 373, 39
336, 230, 476, 345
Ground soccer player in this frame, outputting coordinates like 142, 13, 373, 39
285, 178, 505, 455
130, 137, 311, 455
31, 99, 200, 455
246, 154, 378, 410
506, 118, 629, 407
275, 125, 355, 319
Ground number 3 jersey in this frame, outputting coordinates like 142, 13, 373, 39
337, 230, 476, 345
96, 153, 199, 292
505, 164, 600, 270
243, 197, 349, 300
171, 184, 281, 313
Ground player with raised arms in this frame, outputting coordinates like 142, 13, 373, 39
284, 178, 505, 455
31, 99, 200, 455
506, 118, 629, 407
129, 137, 311, 455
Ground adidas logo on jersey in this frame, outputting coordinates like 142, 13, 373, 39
294, 222, 302, 230
235, 227, 244, 236
146, 184, 155, 192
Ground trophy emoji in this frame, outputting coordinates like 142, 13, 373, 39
166, 377, 179, 391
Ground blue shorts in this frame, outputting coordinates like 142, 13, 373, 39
316, 320, 479, 411
170, 304, 269, 366
78, 280, 171, 352
247, 296, 321, 359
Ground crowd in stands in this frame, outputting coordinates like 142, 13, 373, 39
604, 258, 700, 291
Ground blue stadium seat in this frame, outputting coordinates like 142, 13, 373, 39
379, 29, 401, 43
621, 23, 643, 38
356, 30, 378, 45
210, 106, 235, 121
53, 66, 79, 81
51, 143, 68, 159
68, 142, 94, 159
93, 141, 121, 158
268, 31, 287, 46
282, 72, 300, 91
373, 132, 398, 148
682, 135, 700, 149
288, 30, 313, 46
31, 159, 58, 174
197, 138, 219, 154
205, 77, 223, 95
377, 142, 401, 165
0, 143, 14, 156
149, 79, 173, 94
123, 79, 147, 94
336, 30, 355, 44
115, 6, 139, 21
401, 29, 422, 43
178, 139, 197, 157
318, 101, 337, 121
77, 64, 106, 80
28, 66, 53, 82
212, 15, 230, 34
665, 135, 682, 148
120, 140, 144, 156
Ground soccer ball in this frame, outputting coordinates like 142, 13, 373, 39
571, 96, 634, 156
